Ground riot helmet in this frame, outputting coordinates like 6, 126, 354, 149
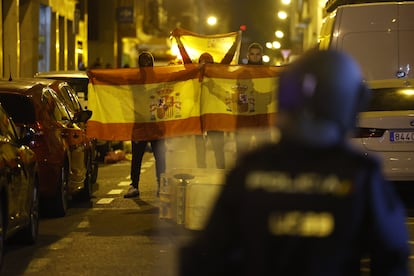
277, 49, 370, 146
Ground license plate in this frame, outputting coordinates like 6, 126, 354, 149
390, 131, 414, 142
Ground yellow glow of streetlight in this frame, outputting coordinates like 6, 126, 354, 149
265, 42, 273, 49
275, 30, 284, 38
278, 11, 288, 20
207, 16, 217, 26
281, 0, 291, 5
272, 41, 281, 49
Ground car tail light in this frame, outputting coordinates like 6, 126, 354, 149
353, 128, 386, 138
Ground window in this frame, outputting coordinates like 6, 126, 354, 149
367, 87, 414, 111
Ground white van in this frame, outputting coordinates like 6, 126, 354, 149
319, 1, 414, 81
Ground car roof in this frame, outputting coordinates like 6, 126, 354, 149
0, 79, 45, 94
35, 70, 89, 79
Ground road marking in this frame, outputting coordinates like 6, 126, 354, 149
107, 189, 123, 195
77, 218, 90, 229
142, 162, 153, 168
96, 198, 114, 204
111, 162, 129, 167
48, 237, 73, 250
92, 207, 141, 211
25, 258, 50, 273
118, 181, 130, 186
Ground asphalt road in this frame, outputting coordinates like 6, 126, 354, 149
2, 151, 414, 275
2, 152, 194, 276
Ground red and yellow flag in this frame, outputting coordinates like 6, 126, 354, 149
171, 28, 241, 65
200, 64, 282, 132
86, 64, 283, 141
86, 64, 202, 141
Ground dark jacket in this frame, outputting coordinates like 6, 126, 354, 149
180, 139, 410, 276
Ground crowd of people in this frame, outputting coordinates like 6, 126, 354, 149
125, 42, 269, 198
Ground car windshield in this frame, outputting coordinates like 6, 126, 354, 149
0, 94, 36, 124
367, 87, 414, 111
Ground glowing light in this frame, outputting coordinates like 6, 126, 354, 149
272, 41, 281, 49
262, 55, 270, 63
275, 30, 284, 38
170, 42, 180, 57
281, 0, 291, 4
400, 89, 414, 96
207, 16, 217, 26
278, 11, 288, 20
266, 42, 273, 49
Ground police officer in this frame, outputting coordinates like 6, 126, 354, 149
179, 49, 410, 275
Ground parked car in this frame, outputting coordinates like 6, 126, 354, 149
30, 78, 99, 183
352, 78, 414, 182
34, 70, 123, 162
0, 103, 39, 268
0, 79, 93, 217
35, 70, 89, 110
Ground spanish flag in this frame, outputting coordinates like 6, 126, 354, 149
200, 64, 282, 132
86, 64, 282, 141
86, 64, 202, 141
171, 28, 241, 65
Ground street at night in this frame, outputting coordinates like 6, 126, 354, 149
1, 153, 194, 276
2, 151, 414, 275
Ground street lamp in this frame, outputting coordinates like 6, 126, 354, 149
207, 16, 217, 26
272, 41, 281, 49
275, 30, 284, 38
278, 11, 288, 20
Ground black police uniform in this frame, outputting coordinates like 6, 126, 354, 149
180, 139, 409, 276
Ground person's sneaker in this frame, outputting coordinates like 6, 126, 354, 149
124, 186, 139, 198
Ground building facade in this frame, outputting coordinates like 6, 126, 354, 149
0, 0, 327, 79
1, 0, 87, 78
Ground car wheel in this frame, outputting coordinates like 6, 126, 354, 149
0, 201, 4, 270
19, 179, 39, 244
52, 163, 69, 217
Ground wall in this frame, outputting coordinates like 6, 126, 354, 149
87, 0, 116, 68
1, 0, 86, 78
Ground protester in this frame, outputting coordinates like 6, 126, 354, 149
246, 42, 264, 65
235, 42, 270, 159
195, 52, 226, 169
125, 52, 166, 198
179, 49, 410, 275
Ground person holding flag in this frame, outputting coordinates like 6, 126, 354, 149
125, 52, 166, 198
